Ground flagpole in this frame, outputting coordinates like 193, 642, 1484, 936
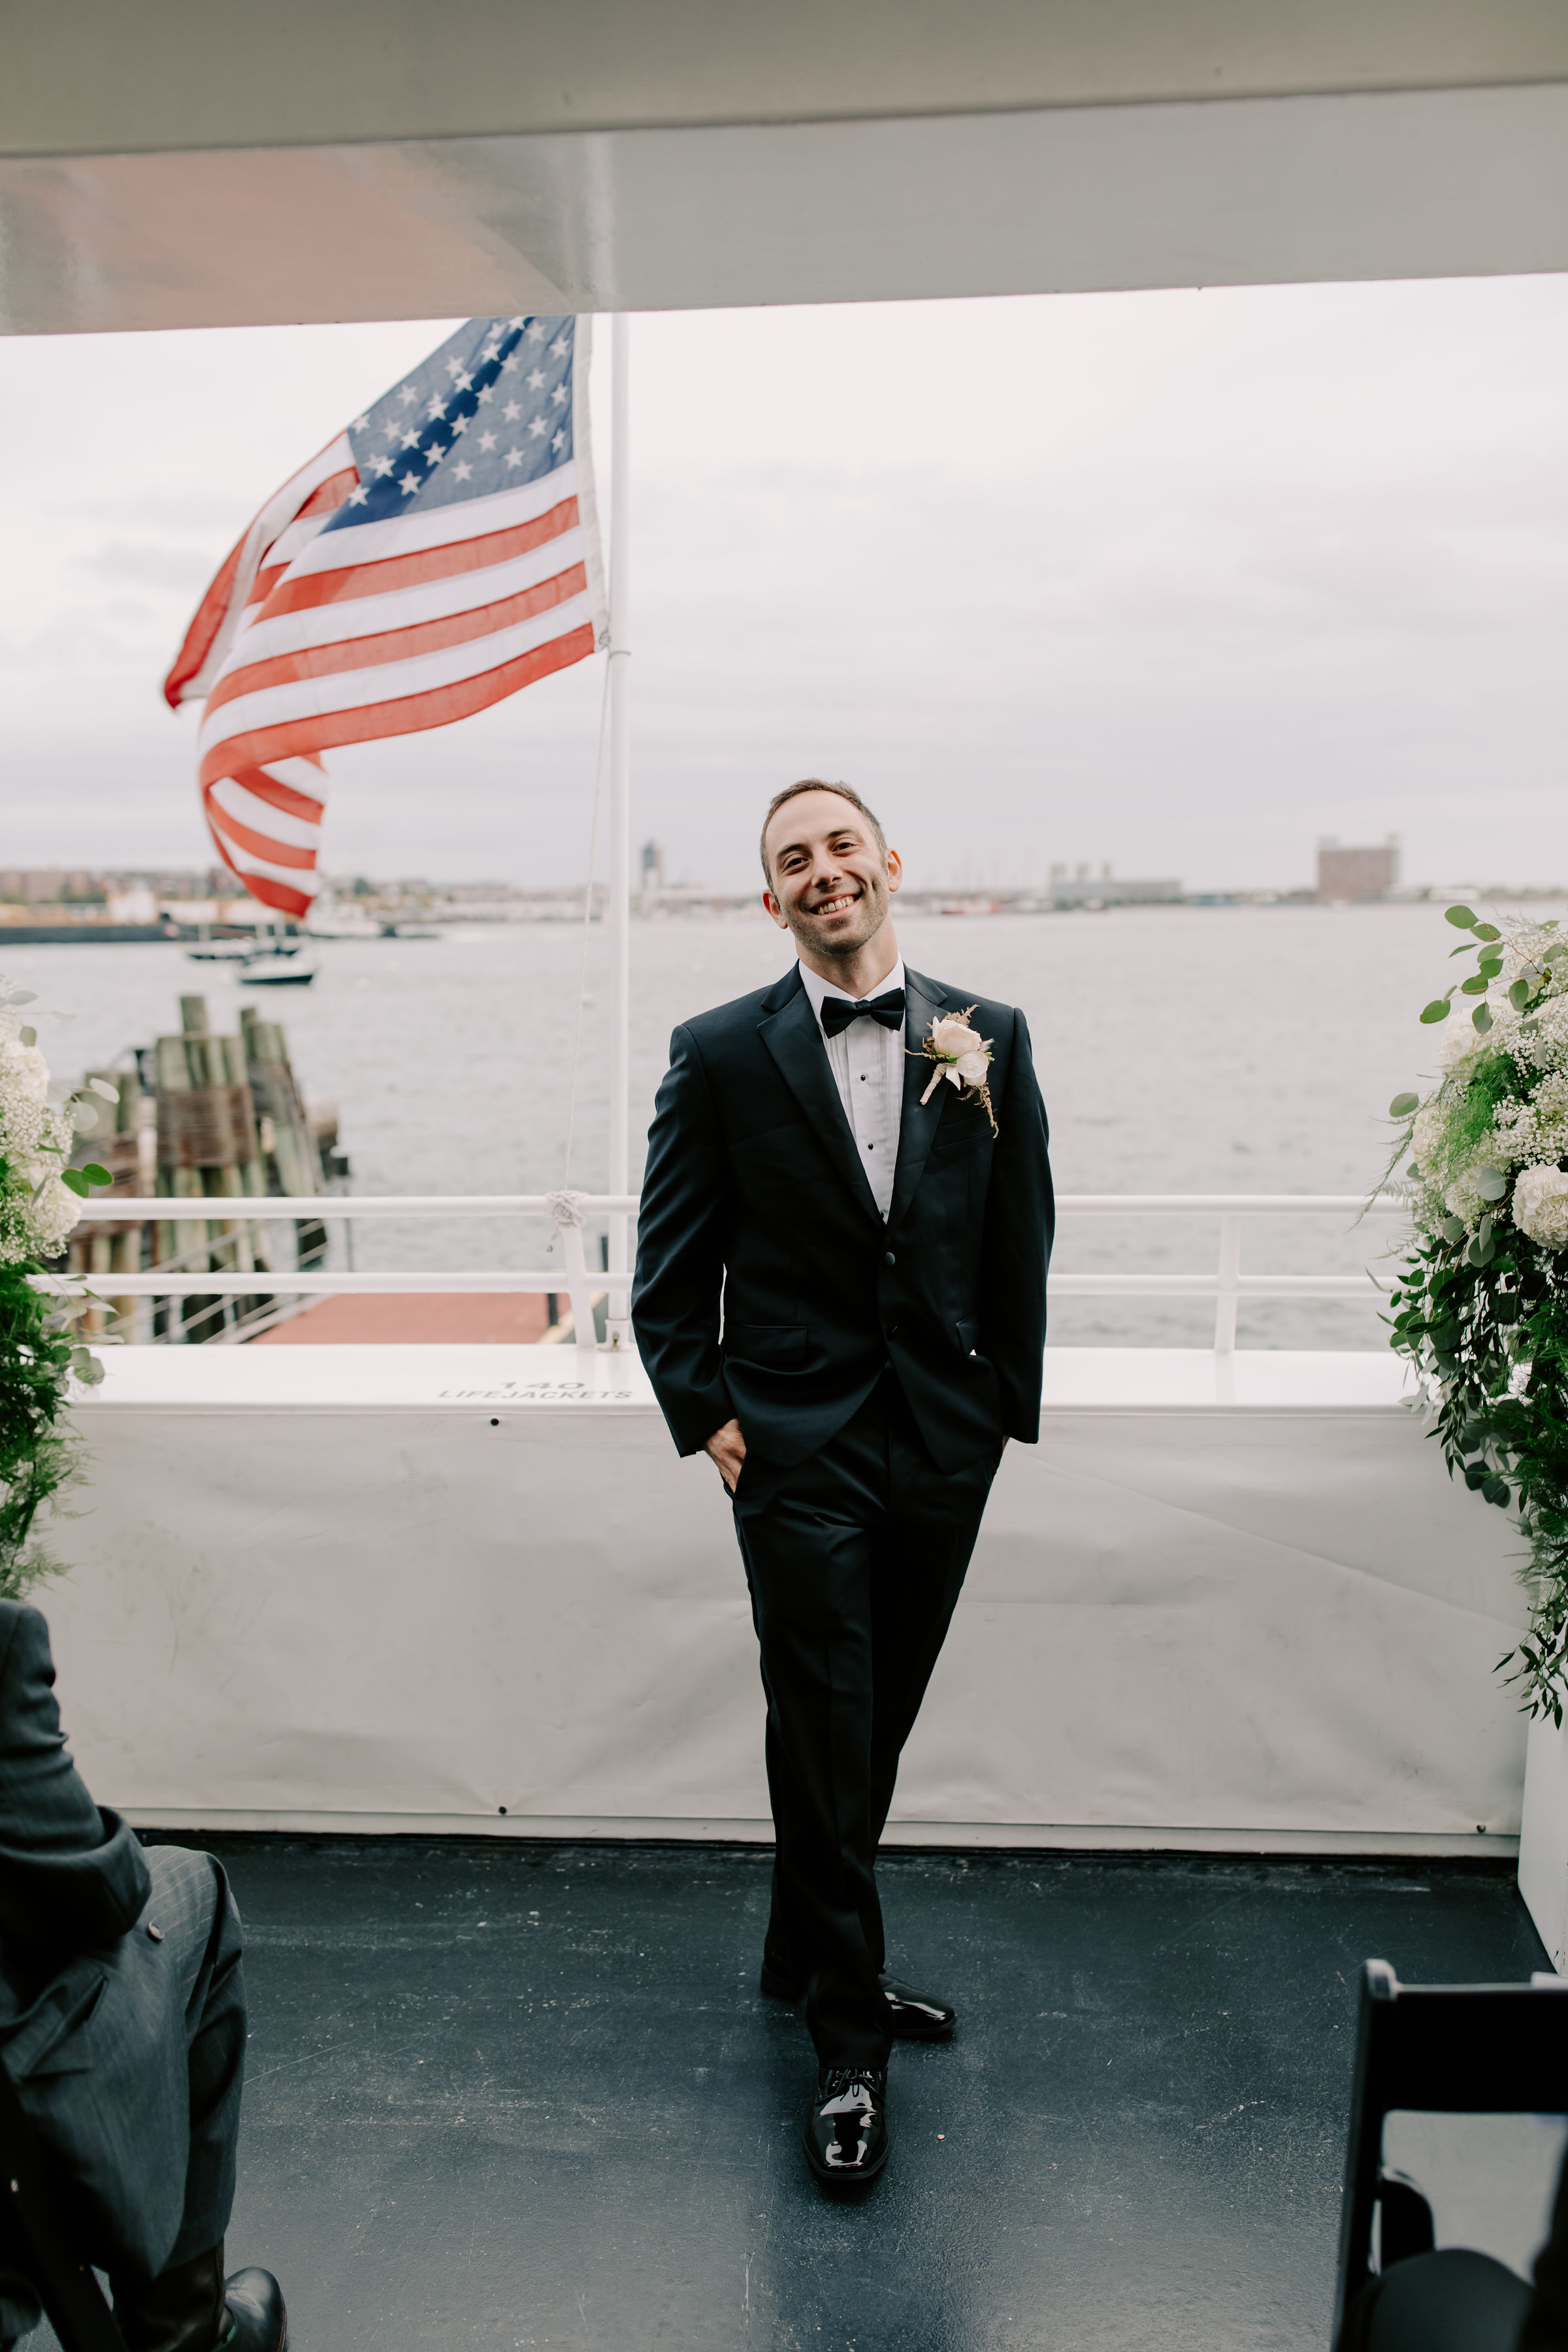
604, 312, 632, 1349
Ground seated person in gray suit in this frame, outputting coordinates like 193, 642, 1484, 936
0, 1601, 286, 2351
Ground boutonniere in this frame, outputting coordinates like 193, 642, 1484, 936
915, 1008, 998, 1135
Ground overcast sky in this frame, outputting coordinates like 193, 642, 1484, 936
1, 274, 1564, 895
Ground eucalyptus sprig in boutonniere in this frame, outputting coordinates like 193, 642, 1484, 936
915, 1009, 998, 1136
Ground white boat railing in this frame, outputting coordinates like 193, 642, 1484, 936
34, 1193, 1409, 1357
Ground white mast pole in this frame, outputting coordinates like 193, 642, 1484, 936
604, 312, 632, 1349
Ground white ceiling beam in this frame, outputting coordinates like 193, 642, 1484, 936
2, 5, 1565, 332
5, 0, 1568, 154
3, 82, 1566, 335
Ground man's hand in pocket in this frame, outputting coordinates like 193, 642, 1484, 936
704, 1418, 747, 1494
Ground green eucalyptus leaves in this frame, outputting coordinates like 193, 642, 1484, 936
1384, 907, 1568, 1722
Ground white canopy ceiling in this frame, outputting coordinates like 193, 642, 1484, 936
3, 1, 1567, 331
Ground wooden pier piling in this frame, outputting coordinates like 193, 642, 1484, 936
67, 1067, 146, 1334
68, 993, 338, 1342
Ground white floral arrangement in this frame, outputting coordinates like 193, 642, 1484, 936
0, 984, 90, 1264
1385, 908, 1568, 1720
1401, 920, 1568, 1247
1, 977, 118, 1601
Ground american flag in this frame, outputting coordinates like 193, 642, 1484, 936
164, 316, 607, 917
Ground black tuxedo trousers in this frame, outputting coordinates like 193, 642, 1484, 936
734, 1370, 1000, 2068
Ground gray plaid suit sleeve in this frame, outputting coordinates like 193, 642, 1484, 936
0, 1605, 246, 2311
0, 1601, 150, 1962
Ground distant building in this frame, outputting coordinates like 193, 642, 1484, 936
638, 840, 666, 911
0, 866, 228, 907
0, 869, 102, 904
1317, 836, 1400, 902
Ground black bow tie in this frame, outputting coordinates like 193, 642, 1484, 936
819, 987, 906, 1037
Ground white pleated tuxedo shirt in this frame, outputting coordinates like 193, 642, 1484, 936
798, 957, 907, 1222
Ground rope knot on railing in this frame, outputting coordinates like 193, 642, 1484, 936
546, 1188, 588, 1234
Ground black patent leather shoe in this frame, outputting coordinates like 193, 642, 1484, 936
113, 2250, 286, 2352
223, 2268, 288, 2351
804, 2066, 890, 2184
880, 1969, 957, 2041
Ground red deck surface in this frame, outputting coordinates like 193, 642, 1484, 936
253, 1294, 558, 1344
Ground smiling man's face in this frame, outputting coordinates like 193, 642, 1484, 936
761, 788, 902, 968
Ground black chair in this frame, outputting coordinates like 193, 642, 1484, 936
1333, 1958, 1568, 2344
0, 2054, 126, 2352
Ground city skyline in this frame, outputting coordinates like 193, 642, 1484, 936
4, 839, 1561, 917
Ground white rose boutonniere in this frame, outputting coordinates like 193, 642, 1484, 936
915, 1007, 998, 1135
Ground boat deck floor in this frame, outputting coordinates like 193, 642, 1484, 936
44, 1838, 1552, 2351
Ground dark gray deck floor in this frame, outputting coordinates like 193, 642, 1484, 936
128, 1839, 1547, 2349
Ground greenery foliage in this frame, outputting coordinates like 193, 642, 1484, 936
0, 1266, 101, 1601
1384, 907, 1568, 1724
0, 975, 113, 1601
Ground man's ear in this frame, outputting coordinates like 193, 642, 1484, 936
762, 889, 789, 930
885, 849, 903, 897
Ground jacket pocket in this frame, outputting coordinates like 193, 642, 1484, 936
928, 1120, 989, 1162
726, 1324, 808, 1366
0, 1961, 107, 2080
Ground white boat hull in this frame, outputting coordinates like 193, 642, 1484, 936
52, 1347, 1528, 1852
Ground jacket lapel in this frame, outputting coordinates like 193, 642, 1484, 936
887, 966, 950, 1236
757, 970, 884, 1224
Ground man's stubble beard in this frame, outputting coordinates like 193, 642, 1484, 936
787, 878, 890, 969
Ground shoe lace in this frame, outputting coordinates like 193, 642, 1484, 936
819, 2068, 881, 2112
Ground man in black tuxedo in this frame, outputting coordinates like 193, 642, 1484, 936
632, 779, 1052, 2185
0, 1601, 286, 2351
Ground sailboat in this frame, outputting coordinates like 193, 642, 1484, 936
240, 919, 316, 985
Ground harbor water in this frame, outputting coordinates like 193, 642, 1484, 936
3, 900, 1504, 1347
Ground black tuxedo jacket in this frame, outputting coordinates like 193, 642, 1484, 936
632, 962, 1053, 1473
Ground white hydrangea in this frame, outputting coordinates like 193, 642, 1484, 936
0, 980, 83, 1267
1512, 1164, 1568, 1250
0, 1040, 49, 1100
1443, 1172, 1486, 1229
1440, 1018, 1488, 1071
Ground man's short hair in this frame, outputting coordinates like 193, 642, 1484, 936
760, 779, 887, 885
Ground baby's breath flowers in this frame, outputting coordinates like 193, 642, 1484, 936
1384, 909, 1568, 1720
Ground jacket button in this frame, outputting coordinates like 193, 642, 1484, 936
883, 1251, 896, 1267
886, 1322, 899, 1337
147, 1923, 164, 1942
